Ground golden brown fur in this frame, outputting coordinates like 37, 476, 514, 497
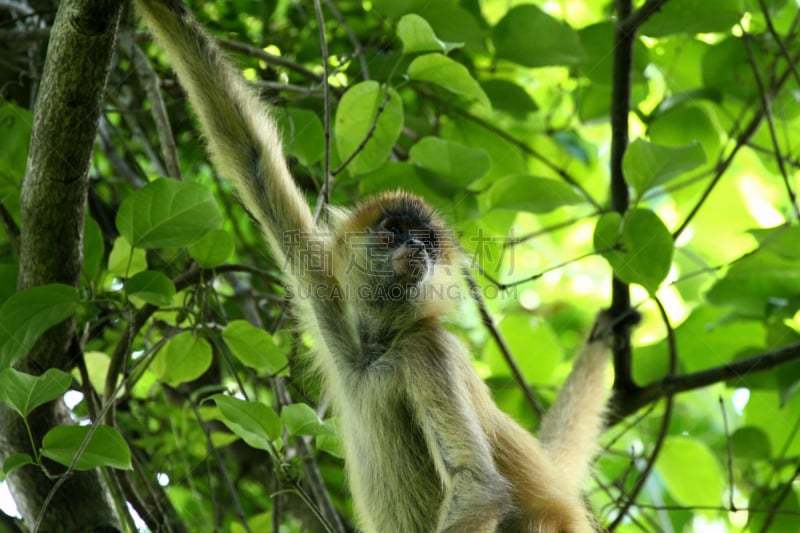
133, 2, 612, 531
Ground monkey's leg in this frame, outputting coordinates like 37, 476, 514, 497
402, 335, 512, 532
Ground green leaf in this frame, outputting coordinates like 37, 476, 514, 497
623, 139, 706, 198
187, 228, 235, 268
707, 248, 800, 312
212, 394, 281, 451
409, 137, 489, 186
480, 80, 538, 116
151, 332, 213, 386
408, 54, 490, 110
397, 14, 462, 54
749, 486, 800, 532
2, 453, 34, 478
281, 403, 327, 437
372, 0, 428, 18
358, 162, 441, 200
0, 284, 79, 369
648, 103, 722, 159
316, 417, 344, 458
278, 108, 325, 166
82, 216, 104, 282
593, 212, 623, 252
749, 226, 800, 260
483, 314, 561, 384
41, 425, 131, 471
414, 3, 487, 53
107, 236, 148, 277
578, 23, 649, 86
0, 368, 72, 418
116, 178, 222, 249
335, 81, 403, 176
125, 270, 176, 307
641, 0, 744, 37
597, 209, 674, 294
656, 436, 723, 507
222, 320, 288, 374
486, 176, 584, 213
0, 99, 31, 184
702, 37, 762, 102
731, 426, 772, 460
0, 264, 18, 305
80, 351, 112, 394
493, 5, 585, 68
655, 306, 765, 376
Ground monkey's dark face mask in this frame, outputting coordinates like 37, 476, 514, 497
375, 215, 440, 285
342, 192, 457, 306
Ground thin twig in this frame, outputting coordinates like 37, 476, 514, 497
103, 264, 284, 425
253, 80, 324, 96
464, 269, 545, 419
503, 211, 603, 249
273, 379, 346, 533
757, 0, 800, 87
332, 89, 392, 176
312, 0, 332, 207
218, 37, 322, 83
119, 32, 183, 180
741, 27, 800, 219
184, 391, 252, 533
759, 464, 800, 532
0, 200, 20, 256
324, 0, 369, 80
479, 247, 610, 291
719, 397, 737, 511
674, 24, 800, 239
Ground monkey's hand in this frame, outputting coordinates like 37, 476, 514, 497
590, 309, 641, 345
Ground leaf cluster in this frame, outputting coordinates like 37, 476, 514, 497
2, 0, 800, 530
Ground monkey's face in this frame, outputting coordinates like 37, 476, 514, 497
341, 191, 457, 304
374, 214, 440, 285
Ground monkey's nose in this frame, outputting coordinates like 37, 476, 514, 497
405, 238, 426, 255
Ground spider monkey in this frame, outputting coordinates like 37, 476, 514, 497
133, 1, 614, 531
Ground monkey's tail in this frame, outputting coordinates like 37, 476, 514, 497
537, 314, 612, 496
133, 0, 314, 255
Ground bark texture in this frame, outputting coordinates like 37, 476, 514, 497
0, 0, 124, 530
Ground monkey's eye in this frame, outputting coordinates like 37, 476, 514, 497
379, 218, 405, 236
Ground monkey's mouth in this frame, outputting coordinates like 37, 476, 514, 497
391, 242, 432, 283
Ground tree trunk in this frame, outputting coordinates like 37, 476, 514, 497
0, 0, 124, 530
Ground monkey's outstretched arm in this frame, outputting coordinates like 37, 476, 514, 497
537, 313, 612, 496
135, 0, 314, 265
134, 0, 361, 358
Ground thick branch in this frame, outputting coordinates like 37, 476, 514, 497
3, 0, 124, 531
619, 0, 669, 34
608, 0, 636, 393
614, 342, 800, 419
